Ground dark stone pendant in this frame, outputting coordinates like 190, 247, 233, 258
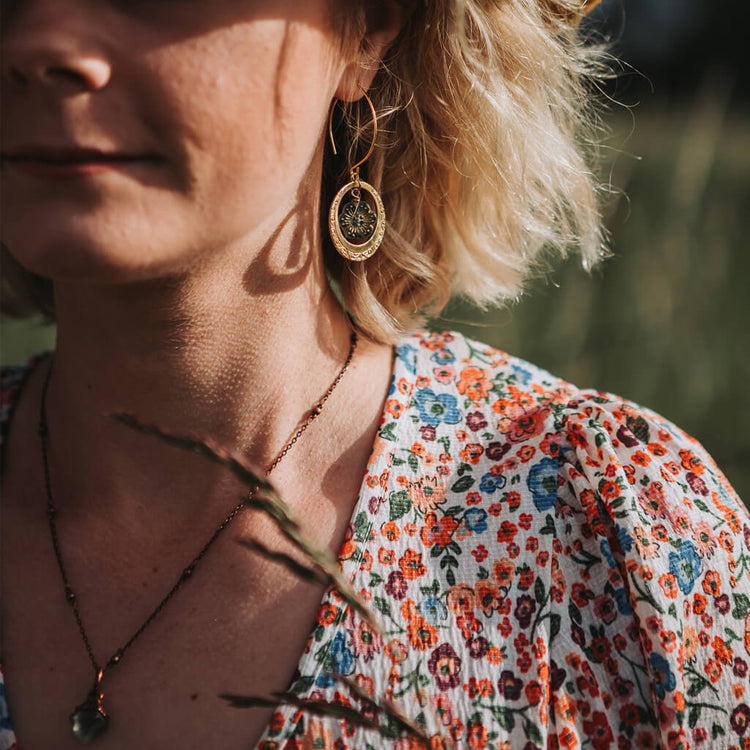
70, 703, 109, 744
70, 668, 109, 744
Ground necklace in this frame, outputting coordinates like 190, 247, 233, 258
38, 331, 358, 744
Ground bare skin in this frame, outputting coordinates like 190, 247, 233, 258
0, 0, 404, 747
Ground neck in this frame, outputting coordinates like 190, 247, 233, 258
43, 209, 358, 520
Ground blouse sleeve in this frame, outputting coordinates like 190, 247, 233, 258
549, 392, 750, 749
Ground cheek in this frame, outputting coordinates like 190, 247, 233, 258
150, 20, 341, 245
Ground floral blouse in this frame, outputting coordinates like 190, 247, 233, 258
1, 331, 749, 750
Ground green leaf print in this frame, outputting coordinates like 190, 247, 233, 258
390, 490, 411, 520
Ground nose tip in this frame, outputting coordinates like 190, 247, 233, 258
4, 52, 112, 93
2, 5, 112, 94
27, 57, 112, 91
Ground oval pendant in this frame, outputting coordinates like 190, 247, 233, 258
328, 180, 385, 262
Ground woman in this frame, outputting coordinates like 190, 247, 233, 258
1, 1, 748, 748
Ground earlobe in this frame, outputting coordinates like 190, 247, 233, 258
334, 0, 414, 102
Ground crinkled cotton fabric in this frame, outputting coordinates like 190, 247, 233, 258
1, 332, 748, 750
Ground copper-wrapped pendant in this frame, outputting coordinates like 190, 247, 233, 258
70, 669, 109, 744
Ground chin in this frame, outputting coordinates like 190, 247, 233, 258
2, 227, 196, 287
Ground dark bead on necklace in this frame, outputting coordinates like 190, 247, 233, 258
70, 703, 109, 744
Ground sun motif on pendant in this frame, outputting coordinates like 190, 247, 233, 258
338, 199, 377, 242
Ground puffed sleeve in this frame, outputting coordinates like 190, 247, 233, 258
549, 393, 750, 749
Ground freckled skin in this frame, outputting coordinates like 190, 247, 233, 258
0, 2, 403, 749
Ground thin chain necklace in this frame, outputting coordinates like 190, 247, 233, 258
38, 331, 358, 744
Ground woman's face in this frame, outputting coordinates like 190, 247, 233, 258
1, 0, 355, 282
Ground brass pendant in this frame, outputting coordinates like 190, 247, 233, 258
328, 179, 385, 261
70, 669, 109, 744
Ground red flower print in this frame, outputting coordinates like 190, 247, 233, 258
497, 521, 517, 543
492, 557, 515, 586
583, 710, 614, 749
497, 670, 523, 700
399, 548, 427, 580
385, 570, 408, 600
465, 411, 488, 432
593, 594, 617, 625
514, 594, 536, 628
428, 643, 463, 690
470, 544, 488, 562
466, 491, 482, 506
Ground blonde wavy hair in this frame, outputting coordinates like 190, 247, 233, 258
2, 0, 607, 343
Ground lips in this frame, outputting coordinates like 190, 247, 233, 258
1, 146, 160, 178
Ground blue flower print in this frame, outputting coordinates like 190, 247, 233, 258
396, 343, 418, 375
511, 364, 533, 385
669, 540, 702, 594
464, 508, 488, 534
415, 388, 461, 427
648, 652, 676, 699
418, 595, 448, 625
431, 348, 455, 365
479, 471, 506, 494
527, 457, 558, 511
318, 631, 354, 686
615, 524, 634, 553
614, 586, 633, 616
599, 537, 617, 569
0, 680, 11, 731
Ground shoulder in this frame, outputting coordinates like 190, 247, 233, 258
395, 330, 742, 514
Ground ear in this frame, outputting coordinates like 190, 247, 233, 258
335, 0, 414, 102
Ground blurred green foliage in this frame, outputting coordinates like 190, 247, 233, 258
2, 99, 748, 500
430, 96, 749, 500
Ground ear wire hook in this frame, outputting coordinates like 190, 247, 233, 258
328, 84, 379, 175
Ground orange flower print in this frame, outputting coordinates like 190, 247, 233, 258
420, 512, 459, 548
405, 614, 438, 651
682, 626, 699, 660
460, 442, 484, 464
474, 579, 505, 616
447, 584, 476, 615
712, 635, 733, 665
496, 404, 551, 444
680, 448, 705, 476
386, 398, 404, 418
381, 520, 400, 542
317, 602, 340, 626
693, 521, 717, 557
456, 366, 494, 402
407, 475, 447, 514
702, 570, 722, 597
399, 548, 427, 580
658, 573, 679, 599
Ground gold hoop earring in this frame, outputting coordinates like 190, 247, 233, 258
328, 86, 386, 262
